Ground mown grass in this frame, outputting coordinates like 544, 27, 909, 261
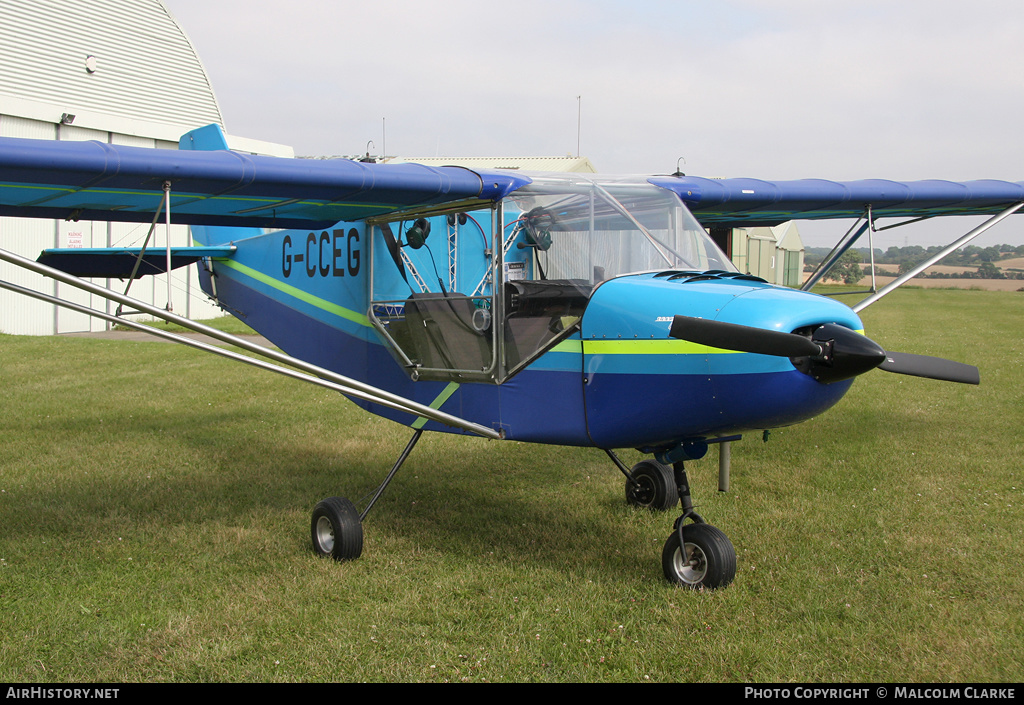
1, 289, 1022, 682
115, 314, 258, 336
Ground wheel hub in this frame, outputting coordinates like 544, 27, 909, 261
673, 542, 708, 584
315, 516, 335, 552
629, 476, 655, 505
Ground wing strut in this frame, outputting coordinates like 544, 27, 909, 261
853, 201, 1024, 312
0, 247, 503, 440
801, 215, 871, 292
114, 181, 172, 314
162, 181, 173, 311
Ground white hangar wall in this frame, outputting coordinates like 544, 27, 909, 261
0, 0, 290, 335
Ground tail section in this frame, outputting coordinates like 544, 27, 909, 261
178, 124, 258, 247
178, 123, 231, 152
175, 125, 370, 375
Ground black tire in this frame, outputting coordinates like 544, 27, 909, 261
625, 460, 677, 511
662, 523, 736, 589
311, 496, 363, 561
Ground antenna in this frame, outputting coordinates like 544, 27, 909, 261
359, 141, 375, 163
576, 95, 581, 157
382, 117, 386, 161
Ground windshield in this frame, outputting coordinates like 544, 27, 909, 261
504, 175, 735, 282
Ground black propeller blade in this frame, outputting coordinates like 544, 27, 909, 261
668, 315, 822, 358
669, 315, 979, 385
878, 351, 980, 385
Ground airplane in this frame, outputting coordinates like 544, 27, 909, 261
0, 122, 1018, 590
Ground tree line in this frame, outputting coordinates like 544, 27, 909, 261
805, 244, 1024, 283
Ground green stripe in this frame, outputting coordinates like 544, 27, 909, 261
550, 339, 583, 354
411, 382, 461, 429
0, 182, 379, 211
583, 339, 735, 355
573, 330, 865, 356
217, 258, 370, 327
548, 338, 732, 355
548, 339, 718, 355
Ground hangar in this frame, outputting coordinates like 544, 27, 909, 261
0, 0, 289, 335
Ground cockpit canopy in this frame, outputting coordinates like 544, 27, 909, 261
370, 174, 734, 384
508, 174, 735, 283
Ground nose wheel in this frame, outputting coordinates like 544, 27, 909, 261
662, 521, 736, 589
662, 458, 736, 589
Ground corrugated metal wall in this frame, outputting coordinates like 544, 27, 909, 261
0, 0, 228, 334
0, 0, 222, 134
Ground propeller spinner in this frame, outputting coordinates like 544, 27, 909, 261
669, 316, 979, 385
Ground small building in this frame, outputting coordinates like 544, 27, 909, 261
724, 222, 805, 288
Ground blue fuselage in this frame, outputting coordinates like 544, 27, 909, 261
199, 222, 863, 452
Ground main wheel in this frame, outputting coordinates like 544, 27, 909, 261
625, 460, 677, 511
662, 523, 736, 589
311, 496, 363, 561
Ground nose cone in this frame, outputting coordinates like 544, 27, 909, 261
581, 273, 866, 449
800, 323, 887, 384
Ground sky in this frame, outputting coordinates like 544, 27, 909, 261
160, 0, 1024, 248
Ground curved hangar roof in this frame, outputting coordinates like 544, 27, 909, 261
0, 0, 223, 140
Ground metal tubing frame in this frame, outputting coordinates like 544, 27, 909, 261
116, 196, 165, 315
0, 247, 503, 440
866, 205, 878, 293
447, 215, 458, 292
0, 277, 502, 440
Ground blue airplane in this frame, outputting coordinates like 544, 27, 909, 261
0, 123, 1015, 589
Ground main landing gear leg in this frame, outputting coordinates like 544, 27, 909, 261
311, 429, 423, 562
661, 462, 737, 589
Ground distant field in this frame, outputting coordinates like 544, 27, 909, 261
1, 288, 1021, 682
805, 256, 1024, 291
857, 276, 1024, 291
818, 256, 1024, 291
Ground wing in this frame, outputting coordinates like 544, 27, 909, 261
0, 129, 529, 230
651, 176, 1024, 227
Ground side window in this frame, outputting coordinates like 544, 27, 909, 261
368, 204, 593, 383
369, 211, 497, 383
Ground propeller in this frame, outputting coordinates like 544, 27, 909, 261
669, 315, 979, 385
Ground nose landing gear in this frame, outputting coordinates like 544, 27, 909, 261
662, 520, 736, 589
661, 461, 736, 589
608, 449, 737, 589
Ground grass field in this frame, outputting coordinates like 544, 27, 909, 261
1, 288, 1022, 682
